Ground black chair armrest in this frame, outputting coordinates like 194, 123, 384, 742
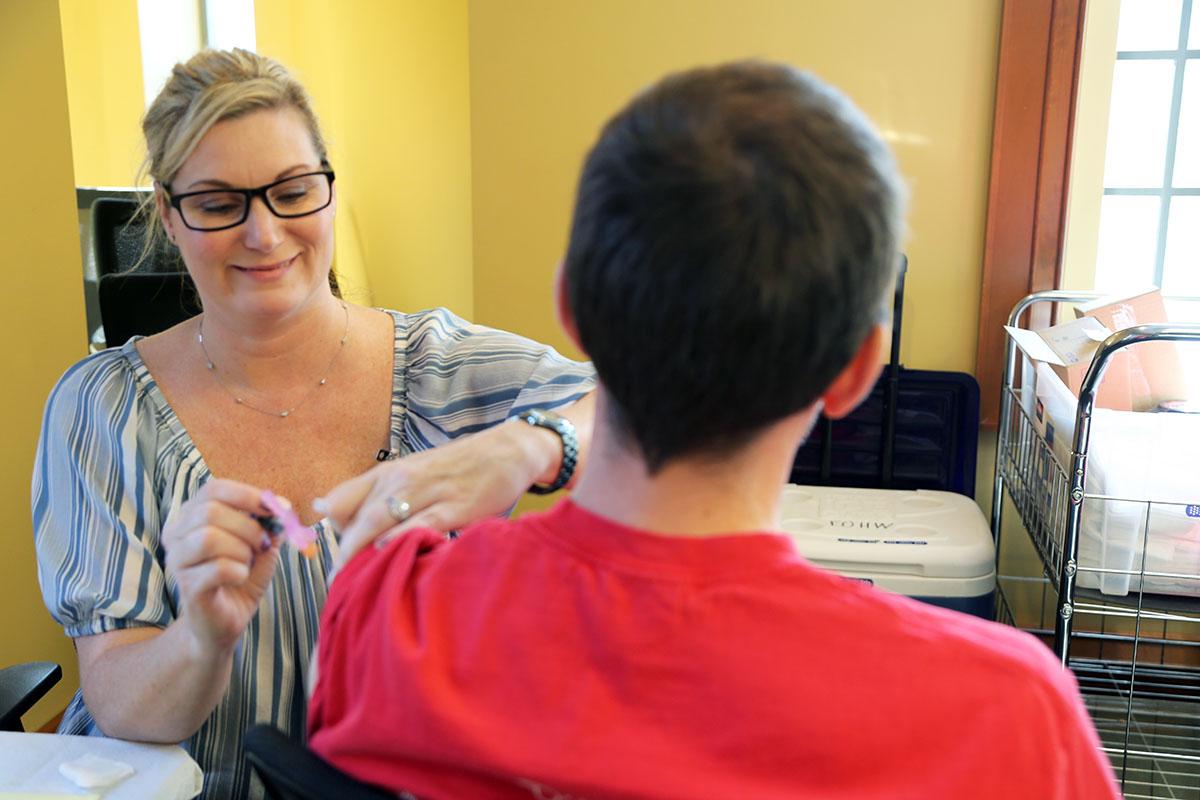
244, 724, 396, 800
0, 661, 62, 732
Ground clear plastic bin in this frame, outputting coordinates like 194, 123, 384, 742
1034, 363, 1200, 596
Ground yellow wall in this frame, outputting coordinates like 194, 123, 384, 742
255, 0, 474, 314
468, 0, 1003, 371
0, 1, 89, 730
59, 0, 145, 187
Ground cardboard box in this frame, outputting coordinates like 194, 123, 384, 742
1073, 288, 1187, 410
1005, 316, 1134, 411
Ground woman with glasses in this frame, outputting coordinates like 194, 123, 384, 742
32, 48, 594, 799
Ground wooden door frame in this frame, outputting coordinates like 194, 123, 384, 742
976, 0, 1088, 426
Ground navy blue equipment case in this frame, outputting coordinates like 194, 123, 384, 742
789, 257, 981, 498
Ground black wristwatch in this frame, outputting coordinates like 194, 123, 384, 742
516, 408, 578, 494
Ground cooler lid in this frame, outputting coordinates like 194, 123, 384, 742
779, 485, 995, 580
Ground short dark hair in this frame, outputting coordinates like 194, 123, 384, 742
564, 61, 905, 472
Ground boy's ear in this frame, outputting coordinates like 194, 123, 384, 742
820, 323, 887, 420
553, 261, 584, 353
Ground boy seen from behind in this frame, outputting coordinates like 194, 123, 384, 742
309, 61, 1119, 800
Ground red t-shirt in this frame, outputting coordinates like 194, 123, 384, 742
309, 500, 1119, 800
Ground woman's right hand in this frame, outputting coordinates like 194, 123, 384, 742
162, 478, 282, 654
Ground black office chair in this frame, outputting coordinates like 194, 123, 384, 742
99, 271, 203, 348
92, 197, 182, 278
243, 724, 397, 800
0, 661, 62, 732
90, 197, 200, 348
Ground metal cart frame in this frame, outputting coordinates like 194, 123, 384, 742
992, 290, 1200, 798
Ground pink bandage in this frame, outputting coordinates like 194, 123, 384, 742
261, 490, 318, 558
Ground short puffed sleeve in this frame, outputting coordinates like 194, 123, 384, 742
32, 350, 174, 638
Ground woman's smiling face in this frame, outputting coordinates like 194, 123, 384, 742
160, 105, 336, 322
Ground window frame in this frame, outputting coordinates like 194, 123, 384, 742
1101, 0, 1198, 290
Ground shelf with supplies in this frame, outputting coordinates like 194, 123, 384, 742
992, 290, 1200, 799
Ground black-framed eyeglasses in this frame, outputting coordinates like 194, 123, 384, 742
165, 169, 336, 232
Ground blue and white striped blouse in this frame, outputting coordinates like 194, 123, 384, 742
32, 307, 595, 800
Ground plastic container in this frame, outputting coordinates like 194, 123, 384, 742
778, 485, 996, 618
1034, 363, 1200, 596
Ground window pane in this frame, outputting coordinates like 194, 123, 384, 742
1190, 3, 1200, 48
1162, 196, 1200, 295
1174, 62, 1200, 186
1116, 0, 1182, 50
1103, 60, 1177, 187
138, 0, 202, 108
204, 0, 256, 51
1095, 195, 1161, 291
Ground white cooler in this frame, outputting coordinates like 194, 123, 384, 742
779, 485, 996, 619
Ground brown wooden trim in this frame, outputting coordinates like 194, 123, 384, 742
977, 0, 1087, 426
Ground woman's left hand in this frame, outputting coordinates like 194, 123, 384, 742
321, 393, 593, 567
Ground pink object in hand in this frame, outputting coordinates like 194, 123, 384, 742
261, 490, 318, 558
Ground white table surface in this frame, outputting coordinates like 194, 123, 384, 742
0, 732, 202, 799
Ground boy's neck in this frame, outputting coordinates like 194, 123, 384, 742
570, 392, 818, 537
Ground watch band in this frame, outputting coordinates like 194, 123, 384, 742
516, 408, 578, 494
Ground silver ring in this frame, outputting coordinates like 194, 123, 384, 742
385, 495, 411, 524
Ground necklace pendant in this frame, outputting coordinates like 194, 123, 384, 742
199, 301, 349, 421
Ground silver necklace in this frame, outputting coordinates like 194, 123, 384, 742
197, 301, 350, 418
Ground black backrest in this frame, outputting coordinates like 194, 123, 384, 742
243, 724, 397, 800
99, 272, 203, 348
91, 197, 182, 277
91, 197, 200, 348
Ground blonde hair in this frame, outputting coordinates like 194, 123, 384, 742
135, 48, 335, 287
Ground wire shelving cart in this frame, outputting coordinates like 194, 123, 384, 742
993, 290, 1200, 799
